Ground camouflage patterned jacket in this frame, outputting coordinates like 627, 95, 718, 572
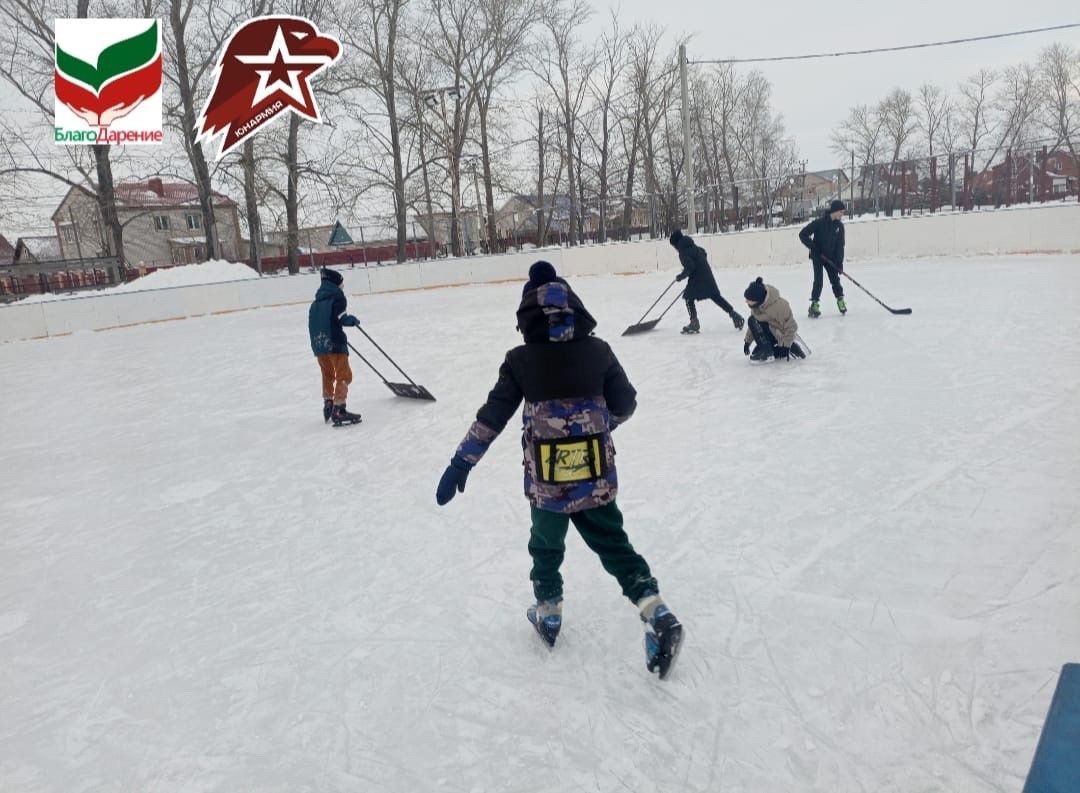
454, 281, 637, 514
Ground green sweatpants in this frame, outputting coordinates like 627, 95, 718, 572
528, 501, 658, 604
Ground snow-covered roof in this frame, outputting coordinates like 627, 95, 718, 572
15, 235, 62, 262
114, 179, 236, 209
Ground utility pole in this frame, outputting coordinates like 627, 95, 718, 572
679, 43, 696, 234
471, 160, 484, 253
850, 151, 855, 213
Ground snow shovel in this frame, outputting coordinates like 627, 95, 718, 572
622, 280, 685, 336
347, 328, 436, 401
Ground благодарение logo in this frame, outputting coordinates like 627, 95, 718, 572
54, 18, 163, 145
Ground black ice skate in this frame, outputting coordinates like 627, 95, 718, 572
331, 404, 362, 426
323, 399, 333, 424
749, 344, 774, 362
680, 318, 700, 335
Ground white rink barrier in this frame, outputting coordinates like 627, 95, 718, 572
2, 202, 1078, 342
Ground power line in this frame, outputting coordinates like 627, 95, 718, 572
691, 22, 1080, 65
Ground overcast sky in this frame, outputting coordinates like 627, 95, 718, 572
596, 0, 1079, 167
2, 0, 1077, 239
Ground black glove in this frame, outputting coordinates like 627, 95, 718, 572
675, 272, 687, 282
774, 345, 790, 360
341, 314, 360, 327
743, 342, 750, 357
436, 456, 472, 505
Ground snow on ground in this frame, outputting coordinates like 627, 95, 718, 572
1, 255, 1079, 792
14, 259, 259, 303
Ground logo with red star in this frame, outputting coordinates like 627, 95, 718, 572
195, 15, 341, 159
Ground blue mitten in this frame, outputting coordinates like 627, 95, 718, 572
436, 456, 473, 505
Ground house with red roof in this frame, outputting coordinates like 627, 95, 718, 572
51, 177, 244, 267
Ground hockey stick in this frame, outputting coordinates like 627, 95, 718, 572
347, 331, 436, 401
622, 279, 677, 335
822, 257, 912, 315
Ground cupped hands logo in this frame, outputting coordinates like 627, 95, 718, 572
54, 19, 163, 142
195, 16, 341, 159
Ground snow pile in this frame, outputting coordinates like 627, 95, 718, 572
15, 259, 259, 303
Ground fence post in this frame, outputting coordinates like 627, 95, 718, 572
930, 156, 938, 213
1039, 146, 1048, 202
967, 153, 976, 211
949, 154, 956, 211
901, 161, 908, 216
1005, 151, 1013, 208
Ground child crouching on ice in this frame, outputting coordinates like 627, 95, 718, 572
742, 277, 806, 362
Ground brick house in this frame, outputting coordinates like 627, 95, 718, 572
51, 177, 244, 267
986, 150, 1078, 203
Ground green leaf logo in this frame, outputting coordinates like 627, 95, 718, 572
54, 20, 162, 129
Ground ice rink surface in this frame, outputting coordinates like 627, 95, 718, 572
2, 254, 1079, 792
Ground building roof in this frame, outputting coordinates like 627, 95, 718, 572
114, 178, 236, 208
806, 169, 849, 181
15, 235, 62, 262
0, 234, 14, 264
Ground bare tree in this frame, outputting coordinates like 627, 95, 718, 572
694, 63, 745, 228
831, 103, 882, 205
614, 87, 642, 240
1037, 42, 1080, 176
534, 0, 594, 246
734, 70, 786, 226
415, 0, 481, 256
163, 0, 233, 260
916, 83, 949, 159
992, 62, 1040, 160
336, 0, 412, 261
396, 47, 444, 257
626, 23, 677, 237
465, 0, 538, 251
877, 87, 918, 215
580, 9, 627, 243
957, 68, 997, 172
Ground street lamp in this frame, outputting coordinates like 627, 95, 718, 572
420, 85, 468, 256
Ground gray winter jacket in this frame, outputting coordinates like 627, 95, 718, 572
744, 285, 799, 347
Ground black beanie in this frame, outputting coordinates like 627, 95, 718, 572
321, 268, 343, 285
744, 277, 767, 304
668, 229, 684, 247
829, 199, 846, 213
525, 260, 557, 292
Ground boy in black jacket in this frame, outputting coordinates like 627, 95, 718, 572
669, 229, 744, 334
799, 199, 847, 318
435, 261, 683, 679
